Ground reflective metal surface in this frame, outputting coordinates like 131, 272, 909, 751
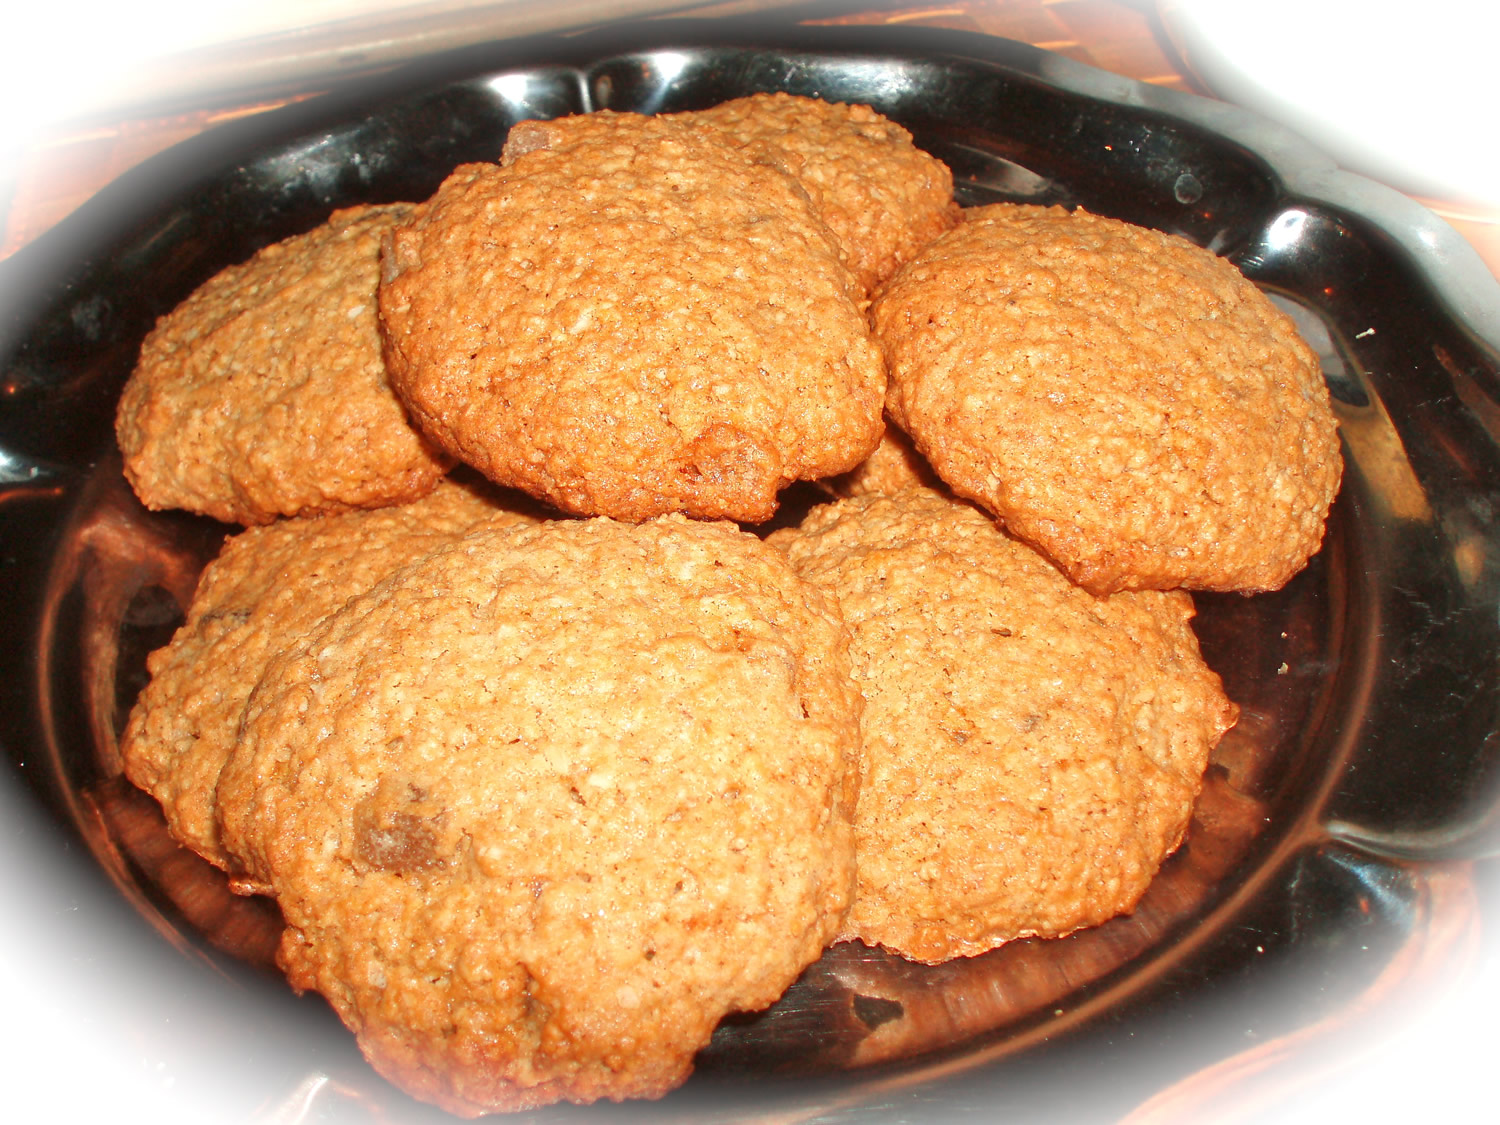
1, 18, 1498, 1124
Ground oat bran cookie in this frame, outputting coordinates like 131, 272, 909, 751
381, 111, 885, 523
823, 422, 942, 499
117, 203, 451, 525
875, 203, 1342, 594
683, 93, 958, 296
120, 479, 538, 871
771, 489, 1237, 963
213, 514, 862, 1114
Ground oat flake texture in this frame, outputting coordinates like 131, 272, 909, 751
824, 422, 943, 500
874, 203, 1343, 594
772, 489, 1238, 962
119, 480, 538, 871
211, 514, 861, 1114
684, 92, 959, 296
116, 203, 451, 525
379, 111, 885, 523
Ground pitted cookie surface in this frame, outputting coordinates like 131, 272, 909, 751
772, 490, 1237, 962
875, 204, 1342, 593
116, 203, 451, 525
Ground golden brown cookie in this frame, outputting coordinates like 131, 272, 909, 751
120, 479, 537, 870
823, 422, 942, 499
213, 514, 862, 1114
874, 204, 1343, 594
116, 203, 452, 525
771, 489, 1237, 963
683, 93, 958, 295
380, 111, 885, 524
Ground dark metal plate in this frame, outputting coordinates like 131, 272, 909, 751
2, 16, 1499, 1124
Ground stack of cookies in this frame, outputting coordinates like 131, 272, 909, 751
115, 93, 1340, 1116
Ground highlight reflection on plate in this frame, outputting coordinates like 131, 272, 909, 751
1, 18, 1498, 1124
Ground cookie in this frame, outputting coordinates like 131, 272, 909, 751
119, 479, 537, 870
212, 514, 862, 1114
684, 93, 958, 295
823, 422, 942, 499
771, 489, 1237, 963
116, 203, 452, 525
380, 110, 885, 523
874, 204, 1343, 594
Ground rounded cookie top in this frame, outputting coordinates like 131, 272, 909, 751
214, 514, 861, 1114
120, 479, 538, 870
874, 204, 1343, 594
380, 111, 885, 524
684, 93, 958, 296
771, 489, 1237, 963
116, 203, 452, 525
